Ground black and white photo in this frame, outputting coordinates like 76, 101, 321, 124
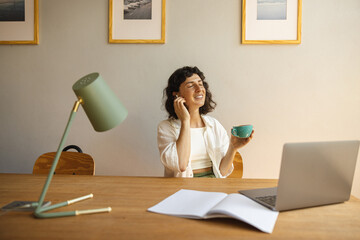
257, 0, 287, 20
0, 0, 25, 21
124, 0, 152, 20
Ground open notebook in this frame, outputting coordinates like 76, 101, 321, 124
148, 189, 279, 233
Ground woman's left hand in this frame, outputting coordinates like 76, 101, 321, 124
230, 130, 254, 150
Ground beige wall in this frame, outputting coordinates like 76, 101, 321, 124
0, 0, 359, 197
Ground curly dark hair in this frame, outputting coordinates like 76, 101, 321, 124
163, 66, 217, 119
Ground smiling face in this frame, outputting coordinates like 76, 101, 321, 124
176, 74, 206, 111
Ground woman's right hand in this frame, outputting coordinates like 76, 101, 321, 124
174, 96, 190, 123
173, 96, 191, 171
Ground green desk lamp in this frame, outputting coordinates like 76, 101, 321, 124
33, 72, 128, 218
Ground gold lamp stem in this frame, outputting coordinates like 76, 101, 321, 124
73, 98, 83, 112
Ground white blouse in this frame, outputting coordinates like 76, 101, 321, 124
157, 115, 234, 178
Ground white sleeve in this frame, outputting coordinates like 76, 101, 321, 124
215, 119, 234, 178
157, 120, 181, 172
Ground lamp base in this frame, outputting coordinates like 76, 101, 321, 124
1, 201, 51, 212
34, 193, 111, 218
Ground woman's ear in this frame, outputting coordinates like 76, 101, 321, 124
172, 92, 179, 98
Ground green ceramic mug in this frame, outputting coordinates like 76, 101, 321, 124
231, 125, 253, 138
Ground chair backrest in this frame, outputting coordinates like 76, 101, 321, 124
33, 151, 95, 175
227, 152, 243, 178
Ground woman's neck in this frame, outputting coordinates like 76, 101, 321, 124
189, 110, 205, 128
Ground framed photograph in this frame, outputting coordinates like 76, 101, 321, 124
242, 0, 302, 44
109, 0, 166, 43
0, 0, 39, 44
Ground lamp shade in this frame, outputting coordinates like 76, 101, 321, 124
72, 73, 128, 132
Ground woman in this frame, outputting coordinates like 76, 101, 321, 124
157, 66, 254, 178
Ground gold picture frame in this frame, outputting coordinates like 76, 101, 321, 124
0, 0, 39, 44
109, 0, 166, 44
242, 0, 302, 44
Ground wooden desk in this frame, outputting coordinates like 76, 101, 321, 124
0, 174, 359, 239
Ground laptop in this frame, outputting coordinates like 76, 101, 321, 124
239, 140, 360, 211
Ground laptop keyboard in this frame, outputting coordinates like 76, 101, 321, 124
255, 195, 277, 207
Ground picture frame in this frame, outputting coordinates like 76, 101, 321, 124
0, 0, 39, 44
109, 0, 166, 44
242, 0, 302, 44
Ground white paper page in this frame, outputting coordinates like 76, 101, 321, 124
207, 194, 279, 233
148, 189, 227, 218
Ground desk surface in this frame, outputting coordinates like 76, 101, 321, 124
0, 174, 359, 240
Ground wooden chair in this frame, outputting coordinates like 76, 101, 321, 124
228, 152, 243, 178
33, 145, 95, 175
